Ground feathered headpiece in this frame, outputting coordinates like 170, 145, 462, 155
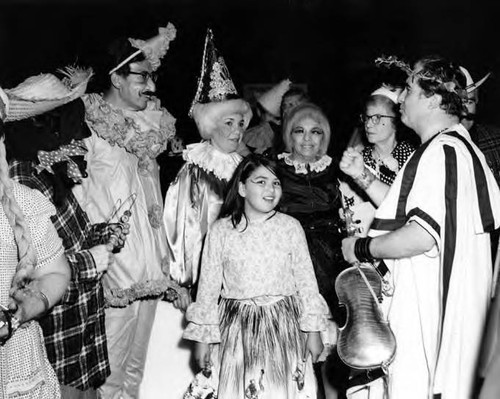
109, 23, 177, 74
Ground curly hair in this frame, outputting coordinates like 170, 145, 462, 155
413, 57, 468, 118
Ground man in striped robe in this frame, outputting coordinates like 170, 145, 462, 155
341, 57, 500, 399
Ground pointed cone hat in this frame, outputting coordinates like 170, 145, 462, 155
257, 79, 292, 117
189, 28, 252, 139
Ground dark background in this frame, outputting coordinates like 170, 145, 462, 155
1, 0, 499, 153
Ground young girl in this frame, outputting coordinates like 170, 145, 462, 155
183, 154, 329, 399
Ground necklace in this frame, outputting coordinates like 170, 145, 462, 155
372, 143, 399, 174
372, 141, 397, 163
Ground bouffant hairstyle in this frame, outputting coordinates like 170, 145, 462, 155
282, 102, 331, 156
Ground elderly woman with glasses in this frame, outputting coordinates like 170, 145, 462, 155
338, 88, 416, 239
359, 87, 415, 185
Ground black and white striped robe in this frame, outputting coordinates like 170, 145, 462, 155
367, 123, 500, 399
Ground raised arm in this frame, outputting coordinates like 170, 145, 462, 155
339, 147, 390, 207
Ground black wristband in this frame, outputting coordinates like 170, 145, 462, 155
354, 237, 373, 263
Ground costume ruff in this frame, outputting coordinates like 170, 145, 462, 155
164, 141, 241, 287
76, 93, 172, 304
183, 141, 242, 181
75, 93, 175, 398
142, 142, 242, 398
83, 93, 176, 175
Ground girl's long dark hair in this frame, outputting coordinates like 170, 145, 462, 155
219, 154, 281, 229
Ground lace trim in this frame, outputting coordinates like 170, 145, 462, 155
278, 153, 332, 174
83, 93, 176, 175
183, 141, 242, 181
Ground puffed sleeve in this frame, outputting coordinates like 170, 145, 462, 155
163, 163, 221, 287
183, 221, 224, 343
22, 188, 64, 268
289, 219, 329, 332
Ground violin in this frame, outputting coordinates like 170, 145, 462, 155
335, 202, 396, 370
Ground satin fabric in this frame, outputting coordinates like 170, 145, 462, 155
163, 161, 227, 287
73, 134, 168, 292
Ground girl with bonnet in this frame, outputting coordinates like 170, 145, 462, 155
141, 28, 252, 398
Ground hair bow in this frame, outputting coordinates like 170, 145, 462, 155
35, 139, 87, 183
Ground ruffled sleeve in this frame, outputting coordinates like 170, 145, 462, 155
183, 221, 225, 343
289, 218, 329, 332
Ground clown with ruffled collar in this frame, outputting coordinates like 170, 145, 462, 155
71, 24, 180, 399
163, 27, 252, 293
139, 28, 252, 398
83, 93, 176, 175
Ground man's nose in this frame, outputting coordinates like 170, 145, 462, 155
146, 78, 156, 92
398, 90, 406, 103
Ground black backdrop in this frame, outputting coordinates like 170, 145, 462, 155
1, 0, 499, 153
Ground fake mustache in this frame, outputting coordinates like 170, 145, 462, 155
463, 113, 477, 121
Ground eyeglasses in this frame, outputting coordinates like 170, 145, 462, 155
128, 71, 158, 83
360, 114, 396, 125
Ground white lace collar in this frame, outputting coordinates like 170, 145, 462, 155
183, 141, 242, 181
278, 153, 332, 174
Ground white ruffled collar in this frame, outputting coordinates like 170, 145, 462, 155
83, 93, 176, 176
278, 153, 332, 174
183, 141, 242, 181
